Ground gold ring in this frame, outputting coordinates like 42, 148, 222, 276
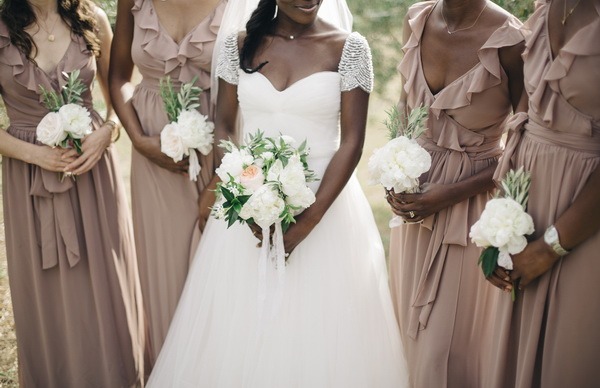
409, 211, 415, 218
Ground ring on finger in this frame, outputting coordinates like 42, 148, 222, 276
409, 211, 415, 218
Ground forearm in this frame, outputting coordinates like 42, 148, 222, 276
441, 162, 497, 207
0, 129, 37, 163
553, 165, 600, 251
296, 141, 362, 229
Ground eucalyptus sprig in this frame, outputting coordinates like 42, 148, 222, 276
498, 166, 531, 209
385, 105, 429, 140
39, 70, 87, 112
159, 75, 202, 122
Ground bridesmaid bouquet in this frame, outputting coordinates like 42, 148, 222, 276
36, 70, 92, 155
212, 130, 317, 233
469, 167, 534, 300
159, 76, 214, 181
367, 105, 431, 227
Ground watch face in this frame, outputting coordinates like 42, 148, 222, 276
545, 226, 558, 243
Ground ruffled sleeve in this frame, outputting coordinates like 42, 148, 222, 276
216, 32, 240, 85
339, 32, 373, 93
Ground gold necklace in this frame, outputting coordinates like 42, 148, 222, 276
37, 13, 60, 42
441, 1, 488, 34
562, 0, 583, 25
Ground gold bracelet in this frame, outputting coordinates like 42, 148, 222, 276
104, 120, 121, 142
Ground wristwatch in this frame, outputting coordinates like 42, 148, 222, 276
543, 225, 570, 256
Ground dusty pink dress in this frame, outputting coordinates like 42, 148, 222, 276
0, 23, 144, 387
129, 0, 227, 363
388, 2, 524, 386
487, 1, 600, 387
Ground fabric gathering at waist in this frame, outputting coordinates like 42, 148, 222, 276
137, 77, 211, 93
418, 136, 503, 161
524, 119, 600, 154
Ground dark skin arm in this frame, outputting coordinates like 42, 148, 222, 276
109, 0, 188, 174
196, 78, 238, 232
509, 167, 600, 288
281, 87, 369, 254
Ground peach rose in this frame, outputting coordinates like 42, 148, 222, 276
239, 165, 265, 192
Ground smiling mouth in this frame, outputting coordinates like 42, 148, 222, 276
296, 2, 320, 12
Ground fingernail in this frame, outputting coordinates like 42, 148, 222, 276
504, 276, 510, 281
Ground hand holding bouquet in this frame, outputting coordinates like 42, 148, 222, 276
368, 105, 431, 227
469, 167, 534, 299
159, 76, 214, 181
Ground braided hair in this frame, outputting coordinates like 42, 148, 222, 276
0, 0, 101, 62
240, 0, 276, 74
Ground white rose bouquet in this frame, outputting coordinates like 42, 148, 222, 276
368, 105, 431, 227
213, 131, 317, 233
469, 167, 534, 300
159, 76, 214, 181
36, 70, 92, 155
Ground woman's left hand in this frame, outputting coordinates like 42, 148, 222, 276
386, 182, 453, 222
510, 238, 561, 288
65, 124, 112, 175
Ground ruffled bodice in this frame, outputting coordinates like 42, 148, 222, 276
0, 21, 99, 137
522, 0, 600, 136
131, 0, 227, 90
400, 1, 523, 158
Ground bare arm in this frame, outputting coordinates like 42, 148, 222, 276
197, 78, 239, 231
0, 129, 77, 171
511, 166, 600, 287
283, 87, 369, 253
66, 6, 115, 174
108, 0, 187, 174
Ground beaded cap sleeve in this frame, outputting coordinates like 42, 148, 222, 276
216, 32, 240, 85
339, 32, 373, 93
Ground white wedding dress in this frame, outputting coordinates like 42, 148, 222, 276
147, 32, 408, 388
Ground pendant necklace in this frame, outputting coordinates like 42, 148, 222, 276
562, 0, 582, 25
38, 13, 60, 42
441, 1, 488, 34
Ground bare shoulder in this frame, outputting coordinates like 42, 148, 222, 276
91, 4, 111, 30
485, 0, 520, 27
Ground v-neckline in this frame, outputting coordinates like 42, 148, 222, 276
418, 1, 484, 98
250, 71, 338, 94
34, 38, 73, 81
149, 0, 217, 46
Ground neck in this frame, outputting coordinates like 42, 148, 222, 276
273, 14, 317, 39
441, 0, 486, 24
28, 0, 59, 18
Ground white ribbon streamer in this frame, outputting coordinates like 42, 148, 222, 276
256, 222, 286, 321
188, 150, 201, 181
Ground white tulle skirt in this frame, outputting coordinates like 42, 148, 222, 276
147, 176, 408, 387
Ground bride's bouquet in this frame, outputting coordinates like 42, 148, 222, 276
36, 70, 92, 155
367, 105, 431, 227
212, 131, 317, 234
159, 76, 214, 181
469, 167, 534, 300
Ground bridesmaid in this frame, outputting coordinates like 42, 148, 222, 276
109, 0, 227, 365
0, 0, 144, 386
486, 1, 600, 387
386, 0, 525, 386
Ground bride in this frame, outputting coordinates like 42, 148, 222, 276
147, 0, 408, 386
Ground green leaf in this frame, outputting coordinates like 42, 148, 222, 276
479, 247, 499, 278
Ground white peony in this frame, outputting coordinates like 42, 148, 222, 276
216, 148, 254, 182
368, 136, 431, 193
286, 185, 315, 209
58, 103, 92, 139
176, 109, 214, 155
239, 184, 285, 229
160, 122, 186, 162
36, 112, 67, 146
497, 251, 514, 271
469, 197, 534, 265
278, 135, 297, 148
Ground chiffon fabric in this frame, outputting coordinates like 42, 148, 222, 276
387, 2, 524, 386
487, 1, 600, 387
147, 32, 408, 387
0, 22, 144, 387
129, 0, 226, 363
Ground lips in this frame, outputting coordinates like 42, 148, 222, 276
296, 2, 320, 13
